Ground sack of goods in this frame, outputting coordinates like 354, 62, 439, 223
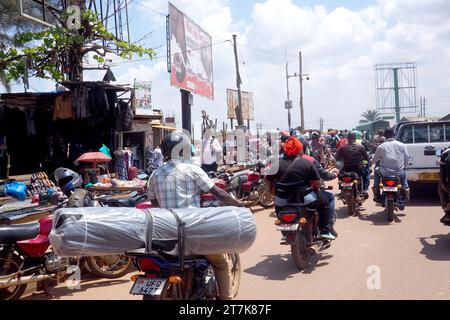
49, 206, 256, 257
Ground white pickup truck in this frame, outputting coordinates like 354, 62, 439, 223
396, 120, 450, 183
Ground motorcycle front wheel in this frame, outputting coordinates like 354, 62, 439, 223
86, 254, 131, 279
229, 253, 241, 298
0, 254, 27, 300
257, 182, 274, 208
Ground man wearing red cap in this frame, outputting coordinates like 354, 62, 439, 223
266, 137, 335, 240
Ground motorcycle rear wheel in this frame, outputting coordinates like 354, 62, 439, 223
291, 231, 310, 270
347, 196, 356, 216
386, 199, 395, 222
0, 254, 27, 300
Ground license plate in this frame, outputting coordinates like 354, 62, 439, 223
418, 172, 440, 181
383, 186, 398, 192
277, 224, 299, 232
130, 277, 166, 296
341, 183, 353, 187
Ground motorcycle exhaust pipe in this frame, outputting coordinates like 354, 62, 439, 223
0, 274, 52, 289
307, 243, 323, 257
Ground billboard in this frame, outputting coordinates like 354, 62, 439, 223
134, 80, 152, 115
227, 89, 254, 120
169, 3, 214, 99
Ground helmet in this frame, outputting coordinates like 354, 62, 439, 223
292, 130, 307, 146
354, 131, 362, 140
280, 130, 290, 142
311, 131, 320, 140
54, 167, 83, 195
161, 132, 192, 160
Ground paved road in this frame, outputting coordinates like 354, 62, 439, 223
24, 181, 450, 300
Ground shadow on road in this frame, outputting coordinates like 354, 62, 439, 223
23, 276, 131, 300
244, 253, 332, 280
358, 209, 406, 226
419, 234, 450, 261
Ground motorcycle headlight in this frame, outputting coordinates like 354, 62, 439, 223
212, 200, 221, 207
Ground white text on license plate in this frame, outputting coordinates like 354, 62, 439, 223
130, 278, 166, 296
382, 187, 397, 192
277, 224, 299, 232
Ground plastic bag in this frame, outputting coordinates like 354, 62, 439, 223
5, 181, 27, 200
99, 144, 111, 158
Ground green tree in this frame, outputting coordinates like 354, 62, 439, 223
359, 109, 382, 124
0, 5, 155, 84
0, 0, 42, 92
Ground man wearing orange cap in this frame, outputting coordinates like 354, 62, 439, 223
266, 137, 335, 240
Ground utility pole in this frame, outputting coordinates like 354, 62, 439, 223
285, 49, 292, 130
232, 34, 244, 127
256, 123, 263, 160
299, 51, 304, 131
393, 67, 401, 122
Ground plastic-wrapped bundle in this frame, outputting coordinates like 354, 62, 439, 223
49, 206, 256, 257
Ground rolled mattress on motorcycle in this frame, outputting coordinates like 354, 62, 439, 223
49, 206, 256, 257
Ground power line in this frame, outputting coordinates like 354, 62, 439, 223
109, 39, 231, 66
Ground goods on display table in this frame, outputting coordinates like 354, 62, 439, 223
50, 206, 257, 257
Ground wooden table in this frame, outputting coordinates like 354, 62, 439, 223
86, 186, 144, 194
0, 204, 56, 225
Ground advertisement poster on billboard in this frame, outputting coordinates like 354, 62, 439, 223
169, 3, 214, 99
134, 80, 152, 115
227, 89, 254, 120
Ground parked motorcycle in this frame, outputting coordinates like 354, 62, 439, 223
274, 183, 332, 270
228, 162, 273, 207
0, 213, 74, 300
337, 171, 366, 216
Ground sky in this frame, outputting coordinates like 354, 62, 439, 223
6, 0, 450, 134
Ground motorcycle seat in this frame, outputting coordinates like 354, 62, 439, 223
101, 197, 136, 207
339, 172, 360, 179
0, 222, 40, 243
382, 175, 400, 182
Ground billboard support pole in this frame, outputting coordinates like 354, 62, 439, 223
181, 89, 192, 135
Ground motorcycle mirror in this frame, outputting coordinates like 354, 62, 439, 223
436, 149, 443, 157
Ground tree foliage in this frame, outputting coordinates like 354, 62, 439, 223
0, 7, 155, 84
360, 109, 382, 124
0, 0, 43, 91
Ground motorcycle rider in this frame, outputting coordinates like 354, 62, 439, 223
147, 132, 244, 300
371, 128, 410, 203
266, 136, 336, 240
335, 132, 370, 197
311, 131, 326, 164
437, 147, 450, 224
327, 130, 340, 150
301, 148, 338, 237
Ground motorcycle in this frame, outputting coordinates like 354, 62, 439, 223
228, 161, 273, 207
378, 174, 405, 222
127, 202, 241, 300
337, 171, 366, 216
274, 183, 332, 270
322, 147, 337, 169
0, 213, 78, 300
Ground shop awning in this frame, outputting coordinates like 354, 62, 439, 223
152, 125, 177, 130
